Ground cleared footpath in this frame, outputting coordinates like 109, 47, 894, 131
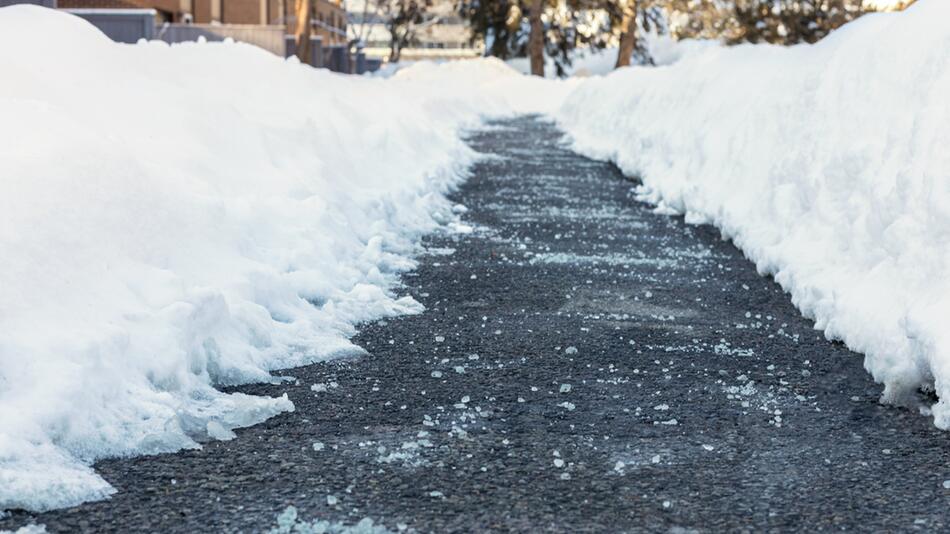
5, 116, 950, 533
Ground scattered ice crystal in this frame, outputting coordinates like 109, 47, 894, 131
268, 506, 393, 534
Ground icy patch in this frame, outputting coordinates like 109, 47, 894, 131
423, 247, 456, 257
268, 506, 393, 534
529, 252, 678, 269
723, 380, 788, 427
375, 438, 435, 468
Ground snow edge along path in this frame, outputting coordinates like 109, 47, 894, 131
558, 1, 950, 427
0, 6, 572, 512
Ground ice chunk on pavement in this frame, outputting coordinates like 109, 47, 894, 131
206, 421, 237, 441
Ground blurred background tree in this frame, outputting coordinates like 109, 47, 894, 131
458, 0, 916, 76
729, 0, 870, 44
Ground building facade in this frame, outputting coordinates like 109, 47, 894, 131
55, 0, 345, 43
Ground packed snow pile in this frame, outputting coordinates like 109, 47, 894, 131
559, 0, 950, 425
0, 6, 560, 512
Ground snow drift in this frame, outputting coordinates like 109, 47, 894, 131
0, 6, 566, 512
559, 1, 950, 425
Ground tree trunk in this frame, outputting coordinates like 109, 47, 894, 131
294, 0, 312, 65
388, 26, 401, 63
528, 0, 544, 77
615, 0, 637, 68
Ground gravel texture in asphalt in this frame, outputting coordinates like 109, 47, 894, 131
5, 116, 950, 533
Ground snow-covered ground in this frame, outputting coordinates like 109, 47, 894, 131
3, 0, 949, 517
559, 1, 950, 425
0, 5, 569, 512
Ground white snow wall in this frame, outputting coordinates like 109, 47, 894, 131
559, 1, 950, 426
0, 6, 563, 511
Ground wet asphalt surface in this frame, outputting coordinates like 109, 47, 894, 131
5, 116, 950, 533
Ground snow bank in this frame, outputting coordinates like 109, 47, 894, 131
0, 6, 554, 512
559, 0, 950, 425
